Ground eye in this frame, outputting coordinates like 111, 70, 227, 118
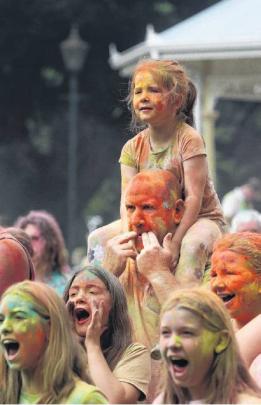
160, 329, 171, 337
14, 313, 27, 320
143, 204, 155, 211
210, 271, 216, 278
126, 204, 135, 212
134, 89, 142, 95
89, 290, 97, 295
181, 330, 194, 336
69, 292, 76, 298
149, 86, 161, 93
222, 267, 235, 275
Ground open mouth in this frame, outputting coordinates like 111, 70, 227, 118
74, 308, 90, 324
169, 358, 189, 368
218, 293, 235, 303
2, 340, 20, 359
135, 234, 144, 250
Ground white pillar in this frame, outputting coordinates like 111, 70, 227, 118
201, 73, 218, 185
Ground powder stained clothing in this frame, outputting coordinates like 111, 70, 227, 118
85, 342, 150, 401
120, 259, 160, 351
119, 123, 225, 225
19, 377, 108, 404
120, 123, 225, 281
153, 392, 261, 404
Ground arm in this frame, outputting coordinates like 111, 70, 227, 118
136, 232, 179, 304
170, 155, 207, 266
85, 299, 141, 404
236, 315, 261, 367
153, 392, 164, 404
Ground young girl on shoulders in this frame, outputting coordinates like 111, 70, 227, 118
88, 58, 226, 286
64, 265, 151, 404
154, 287, 261, 404
0, 280, 107, 404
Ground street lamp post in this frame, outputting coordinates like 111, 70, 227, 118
60, 25, 88, 255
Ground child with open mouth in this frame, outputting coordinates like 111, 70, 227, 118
153, 287, 261, 404
64, 265, 151, 404
0, 280, 108, 404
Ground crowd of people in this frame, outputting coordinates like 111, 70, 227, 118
0, 58, 261, 404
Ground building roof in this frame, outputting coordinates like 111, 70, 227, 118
109, 0, 261, 73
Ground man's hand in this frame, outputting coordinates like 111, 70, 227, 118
102, 231, 137, 276
136, 232, 179, 304
136, 232, 173, 279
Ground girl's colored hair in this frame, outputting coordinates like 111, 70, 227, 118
127, 59, 196, 131
0, 281, 89, 404
159, 287, 260, 404
64, 265, 133, 369
212, 232, 261, 274
14, 210, 69, 274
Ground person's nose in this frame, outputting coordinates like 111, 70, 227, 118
167, 333, 182, 350
131, 209, 145, 230
0, 318, 12, 335
140, 91, 150, 102
211, 274, 225, 292
72, 290, 88, 306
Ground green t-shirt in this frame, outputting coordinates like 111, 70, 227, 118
19, 378, 108, 404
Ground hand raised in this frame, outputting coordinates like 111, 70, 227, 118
85, 298, 106, 348
102, 231, 137, 276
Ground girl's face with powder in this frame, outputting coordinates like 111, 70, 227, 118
160, 306, 221, 401
0, 293, 49, 371
67, 270, 112, 337
132, 71, 175, 126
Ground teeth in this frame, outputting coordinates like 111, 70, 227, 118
2, 339, 16, 345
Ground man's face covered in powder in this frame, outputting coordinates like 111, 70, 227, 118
210, 249, 261, 325
125, 177, 177, 252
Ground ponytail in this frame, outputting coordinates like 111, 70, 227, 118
182, 79, 197, 127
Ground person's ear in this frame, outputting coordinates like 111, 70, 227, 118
215, 330, 230, 354
173, 94, 182, 111
173, 199, 185, 224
